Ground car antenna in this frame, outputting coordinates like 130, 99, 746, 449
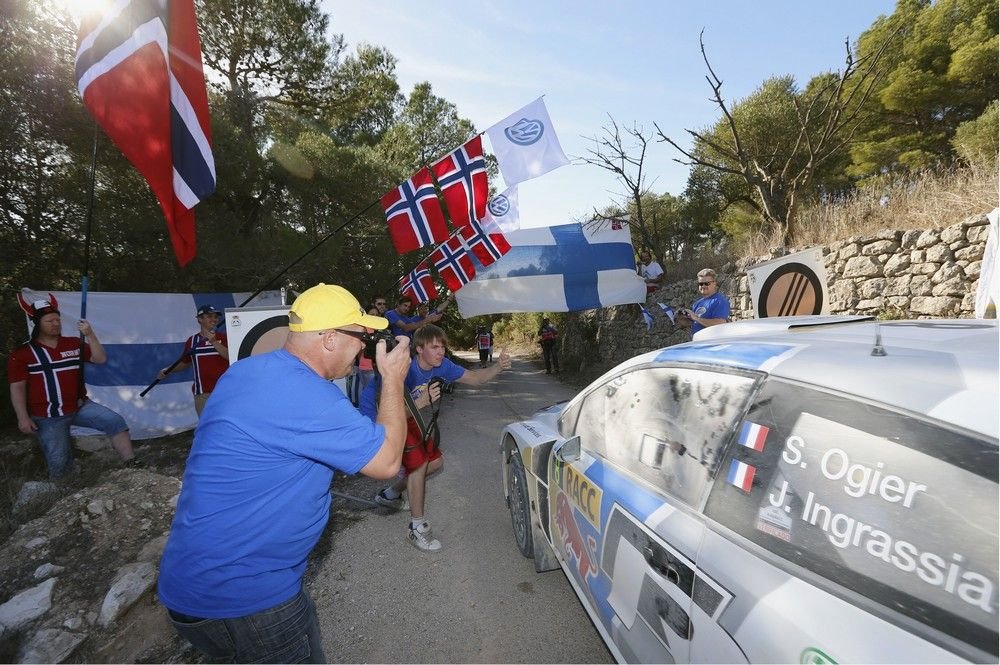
871, 321, 887, 357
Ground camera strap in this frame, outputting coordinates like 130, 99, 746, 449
402, 383, 443, 446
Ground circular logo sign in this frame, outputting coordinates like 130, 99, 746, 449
238, 314, 290, 360
757, 262, 824, 318
488, 195, 510, 217
504, 118, 544, 145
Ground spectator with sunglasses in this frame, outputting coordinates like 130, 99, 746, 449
678, 268, 730, 334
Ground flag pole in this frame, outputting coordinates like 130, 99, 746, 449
78, 122, 100, 399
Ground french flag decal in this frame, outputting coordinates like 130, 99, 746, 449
738, 421, 769, 452
727, 459, 756, 492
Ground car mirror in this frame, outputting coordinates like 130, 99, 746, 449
555, 435, 581, 462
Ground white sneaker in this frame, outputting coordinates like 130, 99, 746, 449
407, 521, 442, 551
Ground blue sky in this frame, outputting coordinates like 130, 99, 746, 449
324, 1, 897, 228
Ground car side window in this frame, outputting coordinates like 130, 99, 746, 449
704, 379, 999, 656
575, 366, 756, 508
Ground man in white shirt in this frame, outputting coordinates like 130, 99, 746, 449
637, 249, 664, 295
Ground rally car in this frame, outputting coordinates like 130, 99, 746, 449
500, 316, 998, 664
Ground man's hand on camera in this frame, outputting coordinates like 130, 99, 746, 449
376, 335, 411, 384
498, 349, 511, 371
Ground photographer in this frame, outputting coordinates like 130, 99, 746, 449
359, 323, 510, 552
677, 268, 730, 334
158, 284, 411, 663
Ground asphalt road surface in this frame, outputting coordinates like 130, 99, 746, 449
312, 351, 614, 664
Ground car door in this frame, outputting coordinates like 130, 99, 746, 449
549, 364, 757, 664
697, 379, 999, 663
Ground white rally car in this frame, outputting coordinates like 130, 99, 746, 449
500, 317, 998, 664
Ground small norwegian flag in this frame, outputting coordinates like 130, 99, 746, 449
727, 459, 756, 493
460, 218, 511, 268
431, 136, 488, 230
381, 167, 449, 254
738, 421, 769, 452
398, 261, 437, 304
430, 235, 476, 292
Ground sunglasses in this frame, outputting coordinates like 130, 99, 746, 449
698, 281, 714, 286
328, 329, 370, 342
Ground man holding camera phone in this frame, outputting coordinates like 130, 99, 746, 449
678, 268, 730, 334
360, 323, 511, 552
158, 283, 412, 663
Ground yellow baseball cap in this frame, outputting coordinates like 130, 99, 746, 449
288, 283, 388, 332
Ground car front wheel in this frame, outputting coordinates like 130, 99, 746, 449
507, 453, 534, 558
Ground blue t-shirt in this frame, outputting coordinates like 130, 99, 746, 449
385, 310, 420, 338
157, 348, 385, 618
691, 291, 731, 334
359, 356, 465, 420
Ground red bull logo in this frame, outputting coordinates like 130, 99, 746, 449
555, 493, 599, 582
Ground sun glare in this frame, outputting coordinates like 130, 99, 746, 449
52, 0, 115, 22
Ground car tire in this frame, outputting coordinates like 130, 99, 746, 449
507, 453, 534, 558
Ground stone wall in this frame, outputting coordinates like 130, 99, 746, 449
561, 213, 991, 376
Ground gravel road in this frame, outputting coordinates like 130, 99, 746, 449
311, 351, 614, 663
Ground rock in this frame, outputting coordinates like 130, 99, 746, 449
98, 561, 157, 627
24, 537, 48, 551
925, 244, 953, 263
842, 256, 881, 278
883, 254, 911, 277
940, 224, 965, 245
0, 577, 57, 633
13, 482, 59, 515
915, 229, 940, 249
74, 435, 109, 453
137, 534, 169, 562
87, 499, 105, 516
910, 296, 961, 316
33, 563, 66, 580
838, 243, 860, 260
18, 627, 87, 664
900, 229, 922, 249
862, 239, 900, 255
63, 615, 84, 630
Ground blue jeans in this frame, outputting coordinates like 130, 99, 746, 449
167, 588, 325, 663
32, 400, 128, 478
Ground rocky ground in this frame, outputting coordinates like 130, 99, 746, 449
0, 426, 388, 664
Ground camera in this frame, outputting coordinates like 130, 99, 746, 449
362, 329, 397, 360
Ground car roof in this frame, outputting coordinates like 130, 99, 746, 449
622, 317, 999, 441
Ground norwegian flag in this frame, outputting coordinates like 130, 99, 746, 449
398, 261, 437, 304
460, 218, 510, 267
430, 235, 476, 292
431, 136, 488, 231
75, 0, 215, 267
381, 167, 449, 254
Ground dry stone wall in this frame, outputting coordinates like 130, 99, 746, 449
562, 213, 991, 374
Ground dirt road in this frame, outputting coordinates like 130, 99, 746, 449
311, 352, 614, 664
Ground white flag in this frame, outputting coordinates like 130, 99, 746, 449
485, 97, 569, 186
481, 185, 520, 234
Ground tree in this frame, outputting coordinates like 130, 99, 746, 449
377, 82, 477, 172
849, 0, 998, 177
657, 31, 894, 245
579, 118, 668, 256
952, 100, 999, 167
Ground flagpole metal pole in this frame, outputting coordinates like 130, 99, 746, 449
78, 122, 100, 399
237, 199, 381, 307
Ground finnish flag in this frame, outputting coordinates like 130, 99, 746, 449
19, 289, 281, 439
454, 222, 646, 317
